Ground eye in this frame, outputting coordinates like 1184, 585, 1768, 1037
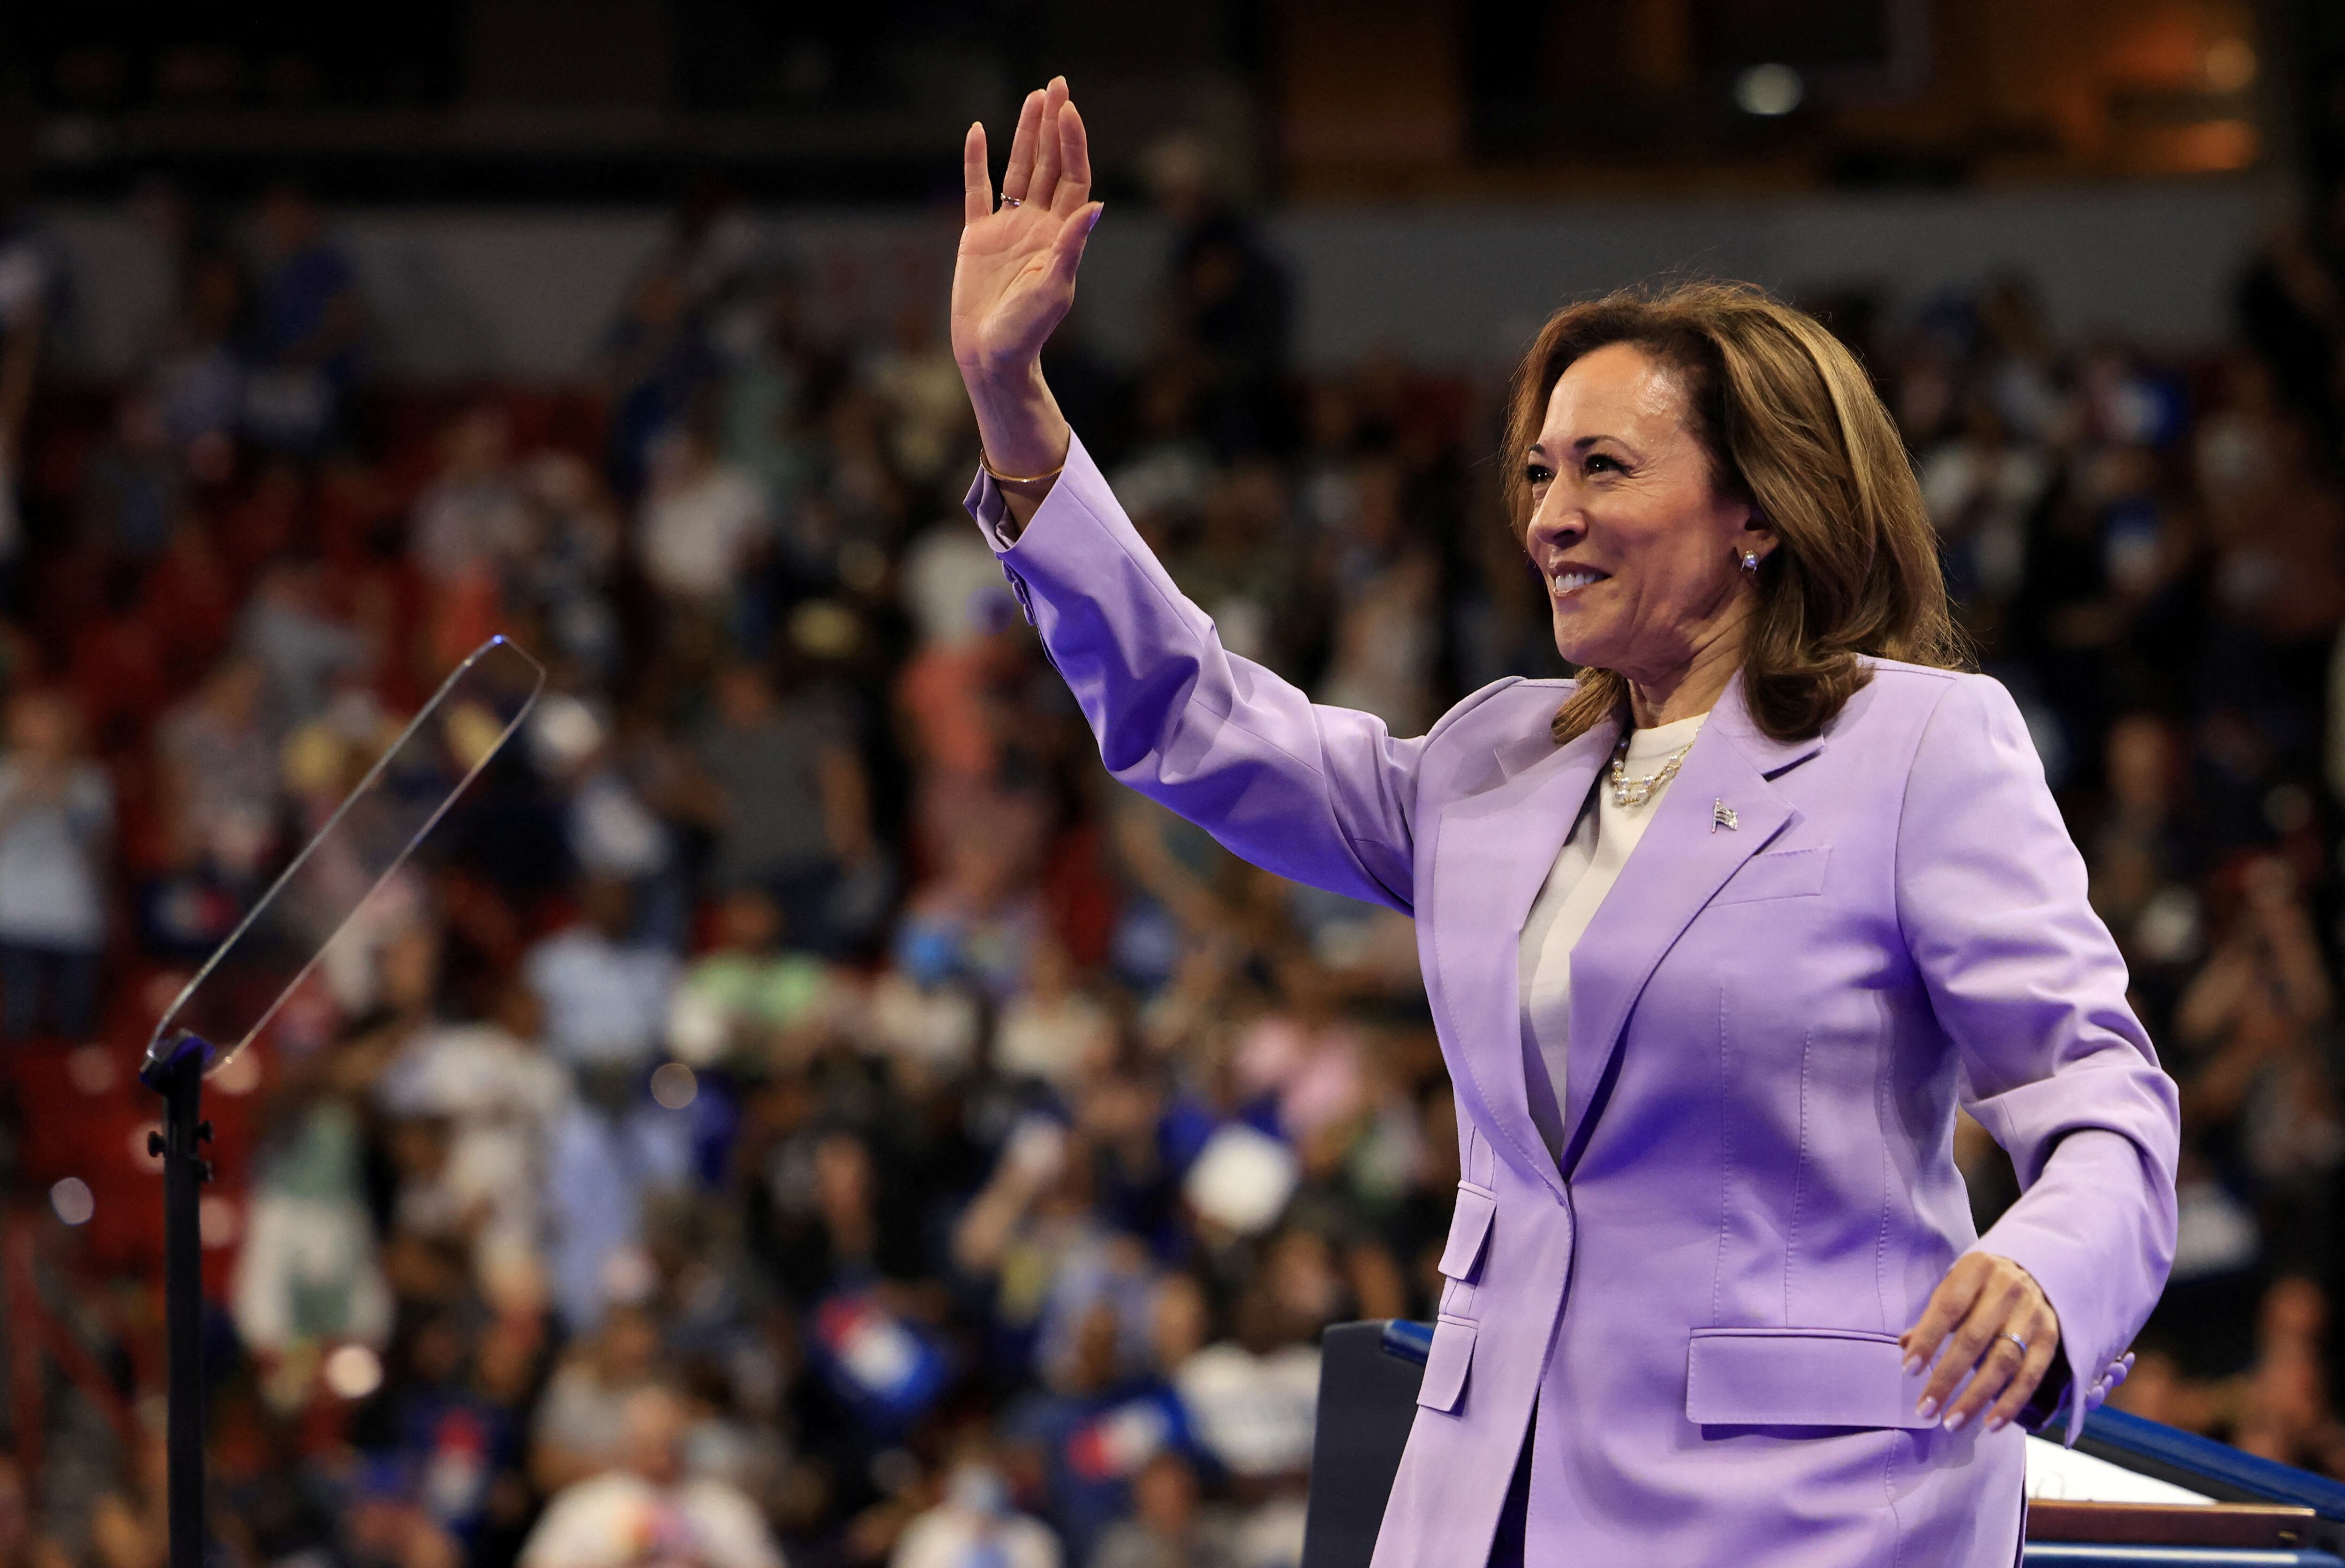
1523, 463, 1554, 486
1584, 452, 1623, 475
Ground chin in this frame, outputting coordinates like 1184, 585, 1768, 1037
1549, 612, 1616, 671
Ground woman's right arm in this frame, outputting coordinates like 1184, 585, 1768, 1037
951, 82, 1438, 912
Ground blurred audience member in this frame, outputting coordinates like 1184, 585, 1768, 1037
0, 212, 49, 612
667, 886, 835, 1069
640, 423, 769, 613
1313, 461, 1436, 735
694, 660, 871, 952
1090, 1452, 1236, 1568
0, 689, 111, 1040
147, 248, 247, 479
243, 184, 362, 452
526, 876, 680, 1071
79, 390, 182, 563
522, 1386, 783, 1568
996, 937, 1116, 1094
892, 1451, 1059, 1568
240, 553, 366, 733
378, 976, 570, 1279
530, 1305, 669, 1494
156, 654, 278, 883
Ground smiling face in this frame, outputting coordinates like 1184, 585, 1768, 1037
1523, 341, 1772, 693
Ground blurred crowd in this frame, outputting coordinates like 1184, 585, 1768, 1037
0, 171, 2342, 1568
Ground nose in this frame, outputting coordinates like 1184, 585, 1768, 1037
1526, 487, 1583, 560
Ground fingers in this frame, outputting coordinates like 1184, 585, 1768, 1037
1002, 88, 1045, 203
1051, 100, 1093, 215
1029, 76, 1070, 211
1899, 1252, 1986, 1384
1905, 1254, 2062, 1435
1047, 202, 1104, 286
1980, 1309, 2061, 1433
1917, 1265, 2026, 1424
1937, 1313, 2027, 1431
963, 122, 992, 226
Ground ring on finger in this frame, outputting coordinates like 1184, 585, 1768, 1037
1997, 1331, 2028, 1357
1001, 196, 1023, 208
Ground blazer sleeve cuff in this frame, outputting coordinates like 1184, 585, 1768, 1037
961, 430, 1103, 558
962, 461, 1020, 553
962, 432, 1120, 631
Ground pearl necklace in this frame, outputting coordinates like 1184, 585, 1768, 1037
1608, 730, 1696, 808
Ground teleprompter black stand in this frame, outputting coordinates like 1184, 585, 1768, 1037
138, 1033, 213, 1568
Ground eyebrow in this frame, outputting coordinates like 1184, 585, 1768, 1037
1527, 434, 1625, 458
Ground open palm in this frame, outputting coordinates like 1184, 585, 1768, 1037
953, 78, 1102, 384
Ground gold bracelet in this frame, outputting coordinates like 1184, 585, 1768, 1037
981, 450, 1066, 490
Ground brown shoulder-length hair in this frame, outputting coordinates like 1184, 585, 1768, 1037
1505, 281, 1967, 744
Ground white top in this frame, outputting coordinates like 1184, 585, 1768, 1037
1517, 712, 1708, 1159
519, 1472, 784, 1568
0, 759, 113, 950
639, 462, 769, 601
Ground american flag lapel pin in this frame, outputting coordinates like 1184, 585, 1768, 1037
1711, 798, 1738, 833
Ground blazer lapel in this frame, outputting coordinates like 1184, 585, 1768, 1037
1560, 676, 1820, 1146
1428, 716, 1619, 1198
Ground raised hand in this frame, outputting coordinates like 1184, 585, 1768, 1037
953, 77, 1101, 482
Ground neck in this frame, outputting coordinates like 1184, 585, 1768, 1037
1623, 619, 1747, 729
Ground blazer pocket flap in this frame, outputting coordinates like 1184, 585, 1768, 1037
1686, 1328, 1933, 1429
1438, 1184, 1497, 1282
1711, 847, 1831, 906
1416, 1315, 1478, 1412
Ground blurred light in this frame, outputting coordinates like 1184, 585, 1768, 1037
2266, 782, 2314, 836
2156, 120, 2259, 173
50, 1178, 94, 1227
789, 600, 862, 659
1183, 1123, 1299, 1236
2135, 887, 2202, 966
601, 1246, 657, 1306
2204, 38, 2256, 93
280, 723, 349, 798
67, 1045, 117, 1096
37, 117, 108, 165
651, 1062, 699, 1110
838, 540, 888, 594
1735, 64, 1804, 117
444, 699, 505, 771
667, 992, 727, 1067
143, 971, 193, 1018
323, 1344, 383, 1401
199, 1195, 241, 1249
529, 692, 604, 775
213, 1045, 263, 1097
870, 1448, 922, 1495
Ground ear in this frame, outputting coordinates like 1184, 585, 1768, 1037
1740, 505, 1778, 562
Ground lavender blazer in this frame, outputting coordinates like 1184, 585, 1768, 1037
967, 435, 2180, 1567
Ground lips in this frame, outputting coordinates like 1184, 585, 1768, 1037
1549, 566, 1609, 598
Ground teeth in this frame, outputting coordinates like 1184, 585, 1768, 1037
1551, 570, 1601, 595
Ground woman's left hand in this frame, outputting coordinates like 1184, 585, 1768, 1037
1900, 1252, 2061, 1432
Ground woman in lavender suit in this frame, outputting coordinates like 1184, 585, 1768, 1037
951, 80, 2180, 1568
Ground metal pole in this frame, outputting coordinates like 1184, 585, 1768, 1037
140, 1036, 211, 1568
